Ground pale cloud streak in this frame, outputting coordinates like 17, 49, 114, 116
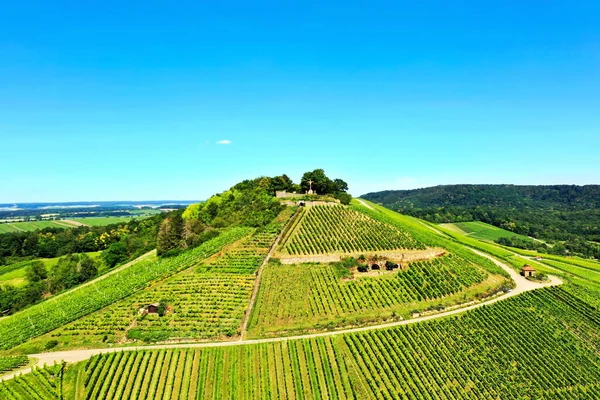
216, 140, 232, 145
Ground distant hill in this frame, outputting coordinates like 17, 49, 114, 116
361, 185, 600, 244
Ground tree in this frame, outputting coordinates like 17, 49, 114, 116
334, 178, 349, 192
269, 174, 295, 194
157, 214, 184, 255
25, 261, 48, 283
77, 254, 98, 282
301, 169, 335, 194
102, 241, 128, 268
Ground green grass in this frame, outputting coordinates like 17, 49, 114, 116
452, 221, 532, 242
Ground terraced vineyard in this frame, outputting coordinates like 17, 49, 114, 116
281, 205, 424, 255
0, 227, 251, 350
249, 252, 508, 337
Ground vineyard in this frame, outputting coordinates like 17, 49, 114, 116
6, 286, 598, 399
280, 205, 424, 255
77, 337, 356, 400
342, 287, 600, 399
0, 357, 28, 375
11, 215, 292, 351
0, 363, 64, 400
248, 252, 509, 337
0, 227, 251, 350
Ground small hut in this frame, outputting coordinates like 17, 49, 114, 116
146, 303, 160, 314
520, 265, 536, 277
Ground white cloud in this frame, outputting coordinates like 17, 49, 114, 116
216, 140, 232, 145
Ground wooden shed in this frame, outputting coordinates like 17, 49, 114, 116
520, 265, 536, 277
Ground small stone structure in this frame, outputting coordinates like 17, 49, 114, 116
520, 265, 536, 277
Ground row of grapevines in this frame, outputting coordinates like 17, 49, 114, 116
24, 223, 285, 348
80, 337, 357, 399
0, 363, 63, 400
283, 205, 424, 255
249, 253, 501, 337
343, 287, 600, 399
0, 356, 28, 374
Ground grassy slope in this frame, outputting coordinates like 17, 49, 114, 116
71, 216, 140, 226
432, 212, 600, 308
451, 221, 532, 241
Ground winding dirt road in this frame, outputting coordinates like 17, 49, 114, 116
1, 248, 560, 382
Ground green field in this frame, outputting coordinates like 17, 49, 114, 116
8, 210, 294, 352
71, 216, 138, 226
2, 198, 600, 399
25, 231, 277, 350
448, 221, 532, 242
0, 221, 71, 233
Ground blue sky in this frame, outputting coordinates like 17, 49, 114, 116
1, 1, 599, 202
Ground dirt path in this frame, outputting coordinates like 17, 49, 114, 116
1, 247, 561, 382
356, 199, 374, 210
238, 209, 299, 340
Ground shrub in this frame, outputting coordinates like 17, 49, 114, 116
44, 340, 59, 350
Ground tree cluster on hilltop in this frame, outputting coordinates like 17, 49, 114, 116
157, 169, 351, 255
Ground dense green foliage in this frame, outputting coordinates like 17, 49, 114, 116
362, 184, 600, 243
0, 254, 100, 316
0, 228, 249, 350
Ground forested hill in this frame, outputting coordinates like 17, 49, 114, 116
362, 185, 600, 210
361, 185, 600, 242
